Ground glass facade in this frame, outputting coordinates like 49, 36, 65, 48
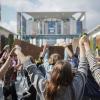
43, 20, 62, 35
77, 20, 82, 34
22, 16, 26, 34
17, 12, 85, 45
48, 21, 56, 34
17, 12, 26, 35
57, 21, 61, 34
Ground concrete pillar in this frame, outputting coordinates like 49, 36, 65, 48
33, 19, 38, 35
55, 21, 58, 35
44, 21, 48, 34
38, 21, 40, 34
33, 38, 36, 45
39, 39, 42, 46
42, 21, 44, 34
63, 20, 70, 35
30, 38, 33, 44
61, 20, 64, 35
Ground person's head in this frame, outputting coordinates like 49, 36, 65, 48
48, 53, 61, 65
51, 60, 73, 86
45, 60, 73, 100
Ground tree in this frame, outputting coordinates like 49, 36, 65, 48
8, 34, 14, 49
0, 35, 8, 50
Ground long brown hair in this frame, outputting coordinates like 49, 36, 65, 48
45, 60, 73, 100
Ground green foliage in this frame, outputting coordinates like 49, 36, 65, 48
8, 34, 14, 49
0, 35, 8, 50
81, 32, 87, 37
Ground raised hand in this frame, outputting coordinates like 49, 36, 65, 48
58, 41, 67, 48
0, 47, 16, 79
40, 43, 48, 58
83, 36, 91, 52
79, 35, 87, 46
79, 36, 86, 58
44, 42, 48, 48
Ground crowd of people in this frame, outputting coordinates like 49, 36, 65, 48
0, 35, 100, 100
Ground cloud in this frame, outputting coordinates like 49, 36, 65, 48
1, 0, 39, 11
1, 0, 100, 31
33, 0, 100, 31
0, 0, 91, 11
0, 21, 17, 33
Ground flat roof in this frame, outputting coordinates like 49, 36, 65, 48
88, 25, 100, 35
23, 12, 85, 19
0, 25, 15, 34
14, 34, 79, 39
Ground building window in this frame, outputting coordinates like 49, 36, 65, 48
57, 21, 61, 34
77, 20, 82, 34
48, 21, 56, 34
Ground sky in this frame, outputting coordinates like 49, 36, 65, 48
0, 0, 100, 33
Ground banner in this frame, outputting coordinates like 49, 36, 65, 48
13, 39, 42, 59
48, 46, 64, 59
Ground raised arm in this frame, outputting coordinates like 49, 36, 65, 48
72, 36, 88, 100
65, 45, 73, 58
40, 43, 48, 58
14, 45, 46, 95
59, 42, 73, 58
0, 48, 15, 79
83, 36, 100, 86
0, 52, 5, 63
78, 36, 88, 75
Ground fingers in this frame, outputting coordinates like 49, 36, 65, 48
15, 45, 21, 50
14, 45, 22, 56
58, 42, 67, 47
79, 35, 91, 53
79, 35, 88, 46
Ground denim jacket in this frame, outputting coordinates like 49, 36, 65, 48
23, 56, 88, 100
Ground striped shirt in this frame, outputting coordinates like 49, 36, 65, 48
86, 50, 100, 86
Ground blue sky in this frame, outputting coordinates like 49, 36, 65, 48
2, 6, 16, 23
1, 0, 40, 22
1, 0, 100, 33
1, 5, 17, 33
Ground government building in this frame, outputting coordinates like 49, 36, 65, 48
16, 12, 86, 46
